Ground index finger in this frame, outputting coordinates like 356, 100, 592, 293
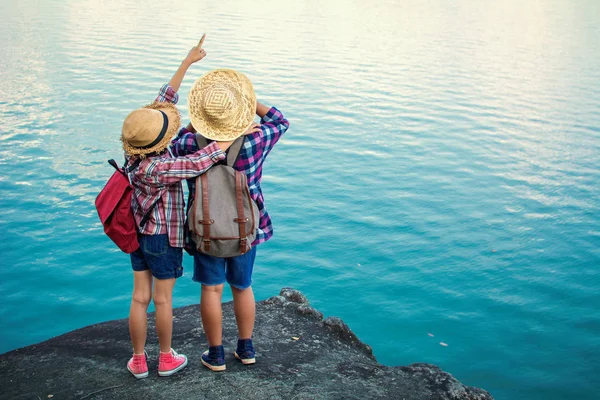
198, 33, 206, 48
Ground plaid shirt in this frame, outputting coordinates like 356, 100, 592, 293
171, 106, 290, 247
126, 85, 226, 248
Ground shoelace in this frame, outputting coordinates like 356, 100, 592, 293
167, 348, 183, 361
239, 344, 254, 353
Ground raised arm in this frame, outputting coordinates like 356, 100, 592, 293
256, 101, 271, 119
255, 102, 289, 156
169, 34, 207, 92
156, 35, 207, 104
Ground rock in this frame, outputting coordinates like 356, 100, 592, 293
0, 288, 493, 400
263, 295, 287, 306
323, 316, 374, 357
297, 304, 324, 321
279, 287, 309, 304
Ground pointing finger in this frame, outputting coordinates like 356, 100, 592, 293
198, 33, 206, 48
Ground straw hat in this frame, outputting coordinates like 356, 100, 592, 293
121, 102, 181, 156
188, 69, 256, 141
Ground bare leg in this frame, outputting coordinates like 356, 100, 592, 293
153, 278, 176, 353
231, 285, 255, 339
129, 270, 153, 354
201, 284, 224, 346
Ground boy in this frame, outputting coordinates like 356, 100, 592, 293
171, 69, 289, 371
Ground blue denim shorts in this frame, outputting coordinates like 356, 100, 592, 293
192, 246, 257, 290
130, 234, 183, 280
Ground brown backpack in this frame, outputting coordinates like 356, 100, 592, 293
188, 134, 259, 257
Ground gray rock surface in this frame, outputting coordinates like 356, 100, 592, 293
0, 288, 493, 400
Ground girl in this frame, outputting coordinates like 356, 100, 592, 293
121, 36, 251, 378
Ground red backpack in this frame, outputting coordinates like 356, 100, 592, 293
95, 159, 157, 253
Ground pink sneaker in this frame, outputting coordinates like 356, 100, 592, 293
127, 351, 149, 379
158, 348, 188, 377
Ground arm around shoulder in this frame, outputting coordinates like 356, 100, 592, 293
144, 142, 226, 186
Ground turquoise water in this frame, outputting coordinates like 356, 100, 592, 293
1, 0, 599, 398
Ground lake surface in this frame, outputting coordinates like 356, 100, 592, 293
1, 0, 599, 399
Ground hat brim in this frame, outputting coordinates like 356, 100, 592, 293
122, 102, 181, 157
188, 69, 256, 141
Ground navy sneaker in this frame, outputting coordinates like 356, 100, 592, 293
234, 338, 256, 365
201, 345, 226, 372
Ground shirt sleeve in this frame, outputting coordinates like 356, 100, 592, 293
155, 84, 179, 104
170, 128, 200, 157
257, 107, 289, 158
140, 142, 225, 187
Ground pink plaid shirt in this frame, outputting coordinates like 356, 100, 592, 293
126, 86, 225, 248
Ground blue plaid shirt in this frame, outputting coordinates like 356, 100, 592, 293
171, 105, 289, 249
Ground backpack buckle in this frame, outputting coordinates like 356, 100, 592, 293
239, 238, 248, 253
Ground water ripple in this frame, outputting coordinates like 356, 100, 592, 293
1, 1, 600, 400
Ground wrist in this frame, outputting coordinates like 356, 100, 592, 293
182, 58, 193, 68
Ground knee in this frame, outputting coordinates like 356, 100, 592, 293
132, 291, 152, 307
202, 284, 224, 294
231, 284, 253, 295
230, 285, 249, 294
153, 292, 171, 307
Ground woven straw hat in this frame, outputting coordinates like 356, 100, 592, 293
121, 102, 181, 156
188, 69, 256, 141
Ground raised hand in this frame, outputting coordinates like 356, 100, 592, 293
185, 34, 207, 64
168, 34, 207, 93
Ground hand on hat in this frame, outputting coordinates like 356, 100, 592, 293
185, 34, 207, 65
215, 123, 260, 151
243, 123, 262, 136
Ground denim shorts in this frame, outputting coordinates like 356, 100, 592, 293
130, 234, 183, 280
192, 246, 257, 290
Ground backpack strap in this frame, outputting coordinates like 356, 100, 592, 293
108, 158, 158, 229
126, 158, 143, 173
234, 171, 248, 254
139, 196, 160, 229
190, 138, 213, 249
108, 158, 142, 177
226, 137, 245, 167
108, 159, 121, 171
194, 133, 244, 167
127, 158, 160, 229
194, 133, 209, 149
199, 173, 212, 252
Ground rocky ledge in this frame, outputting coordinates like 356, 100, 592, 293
0, 288, 493, 400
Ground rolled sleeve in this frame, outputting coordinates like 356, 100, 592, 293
170, 128, 199, 157
156, 84, 179, 104
259, 107, 289, 156
261, 107, 282, 123
205, 142, 226, 162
